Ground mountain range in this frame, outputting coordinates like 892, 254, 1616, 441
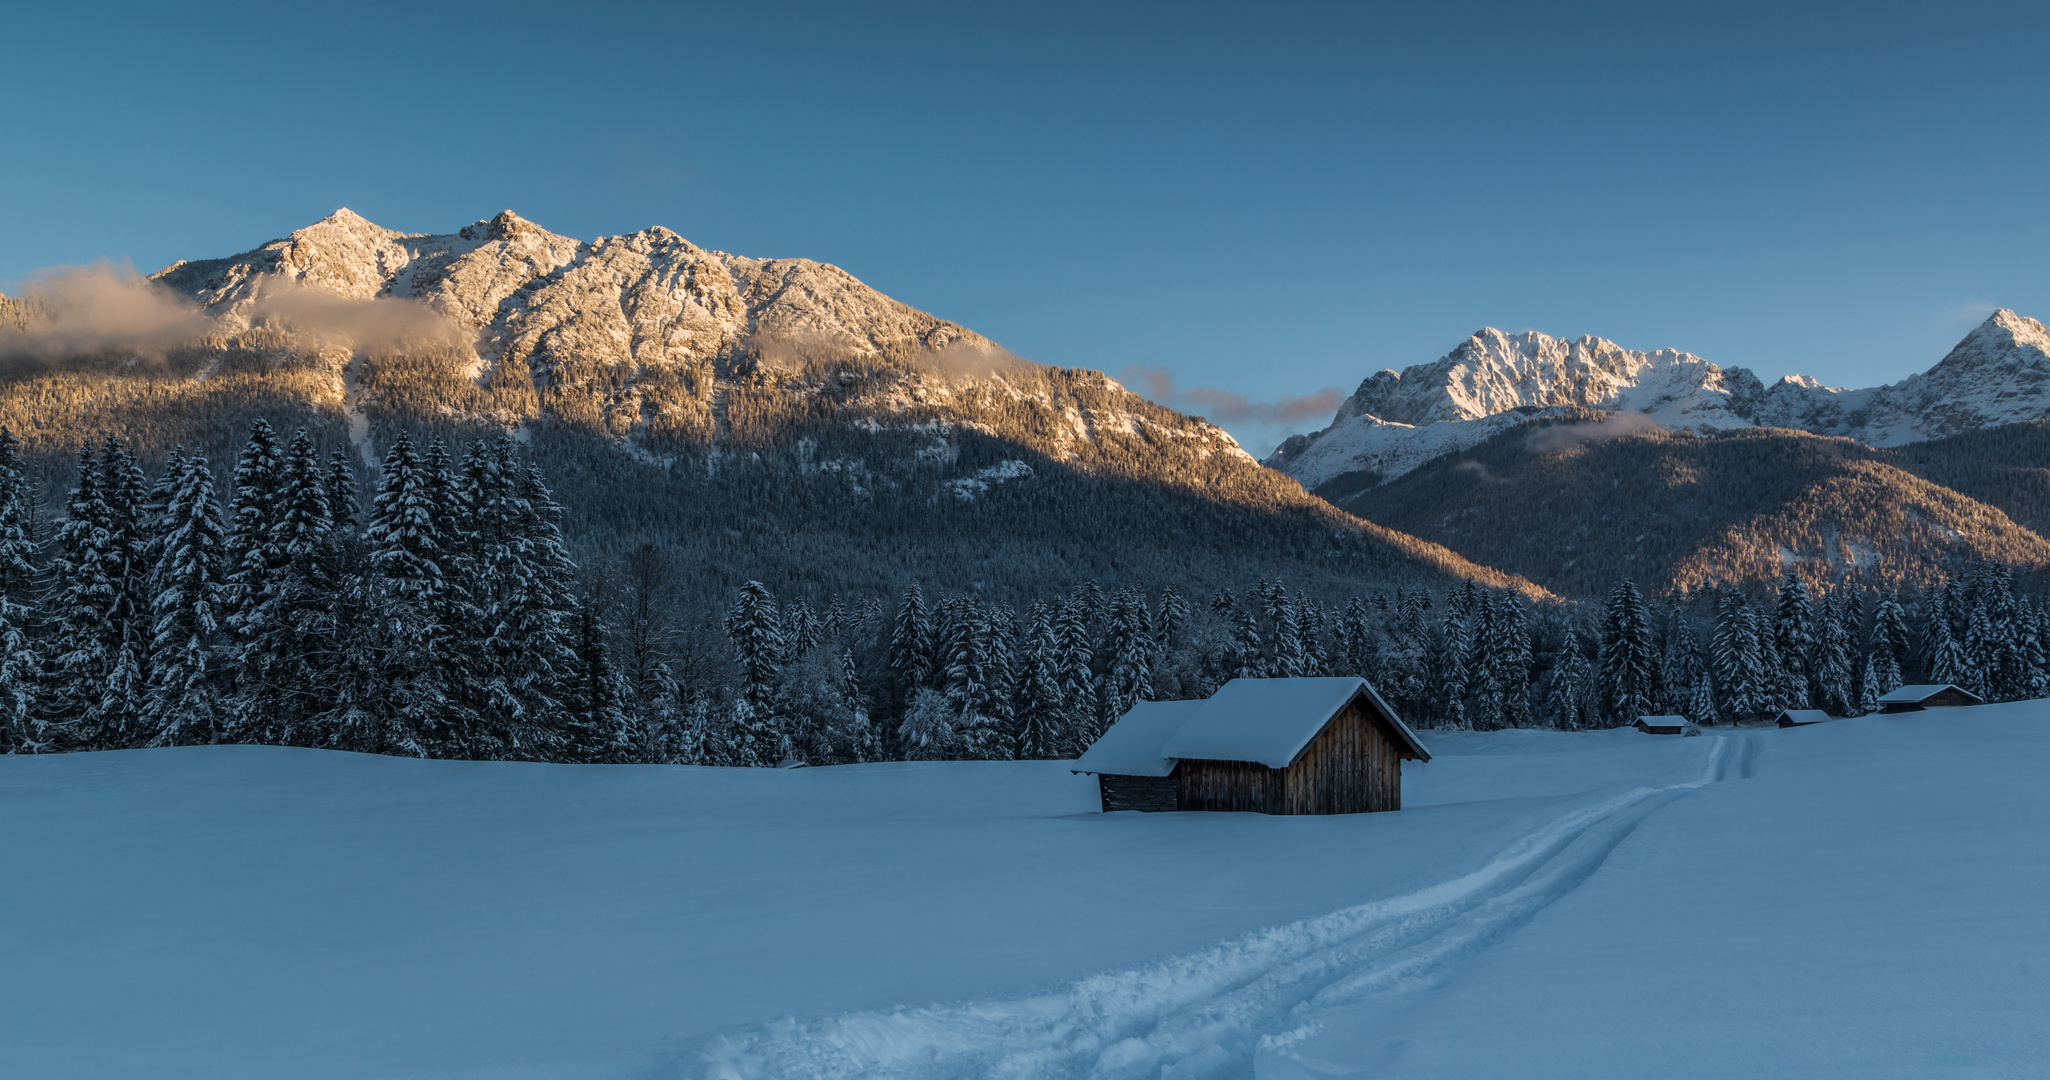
7, 208, 2050, 604
0, 209, 1527, 607
1267, 310, 2050, 491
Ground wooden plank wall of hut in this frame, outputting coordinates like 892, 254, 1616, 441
1176, 698, 1405, 815
1099, 774, 1178, 812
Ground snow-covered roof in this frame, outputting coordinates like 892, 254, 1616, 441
1635, 716, 1693, 726
1877, 685, 1983, 705
1160, 677, 1430, 769
1070, 699, 1205, 777
1777, 710, 1834, 724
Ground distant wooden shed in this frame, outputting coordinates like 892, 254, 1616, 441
1876, 685, 1984, 713
1776, 709, 1835, 728
1633, 715, 1700, 735
1073, 677, 1431, 815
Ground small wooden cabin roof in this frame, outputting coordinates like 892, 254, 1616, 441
1635, 715, 1691, 726
1070, 700, 1204, 777
1161, 677, 1430, 768
1877, 684, 1984, 705
1776, 709, 1834, 725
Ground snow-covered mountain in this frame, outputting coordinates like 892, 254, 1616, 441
1269, 311, 2050, 492
0, 209, 1535, 604
154, 208, 996, 381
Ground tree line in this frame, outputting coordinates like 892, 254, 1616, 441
3, 419, 2041, 764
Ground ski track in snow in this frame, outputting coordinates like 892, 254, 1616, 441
678, 735, 1759, 1080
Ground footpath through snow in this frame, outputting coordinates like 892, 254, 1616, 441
3, 707, 2046, 1079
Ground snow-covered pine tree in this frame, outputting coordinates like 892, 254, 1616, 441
1960, 592, 1996, 700
839, 648, 880, 763
1156, 585, 1189, 652
362, 434, 467, 756
1495, 594, 1534, 728
1101, 588, 1154, 727
1772, 571, 1815, 707
896, 686, 960, 761
0, 430, 34, 609
1856, 653, 1881, 715
143, 454, 227, 745
1812, 595, 1854, 715
1054, 597, 1098, 743
1338, 595, 1376, 679
889, 583, 932, 694
1596, 580, 1656, 726
1544, 628, 1594, 730
1267, 584, 1306, 678
1710, 593, 1758, 721
1460, 594, 1499, 730
563, 605, 633, 762
1228, 604, 1263, 680
221, 420, 285, 644
1872, 591, 1911, 678
785, 600, 821, 661
0, 602, 39, 752
1013, 602, 1068, 759
1685, 672, 1719, 727
724, 579, 787, 766
325, 449, 360, 531
1755, 610, 1793, 716
941, 600, 1006, 759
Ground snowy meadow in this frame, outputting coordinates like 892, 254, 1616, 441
5, 701, 2046, 1079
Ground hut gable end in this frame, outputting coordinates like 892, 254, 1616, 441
1177, 693, 1410, 814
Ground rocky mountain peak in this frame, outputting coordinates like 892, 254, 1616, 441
1271, 310, 2050, 494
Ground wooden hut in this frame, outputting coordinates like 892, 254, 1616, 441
1876, 685, 1984, 713
1633, 715, 1700, 735
1775, 709, 1834, 728
1068, 700, 1202, 812
1072, 677, 1431, 815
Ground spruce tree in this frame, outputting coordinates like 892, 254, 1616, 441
0, 603, 39, 752
1545, 628, 1594, 730
1101, 588, 1154, 726
1156, 585, 1189, 652
0, 430, 34, 609
143, 455, 227, 745
362, 434, 470, 756
1597, 580, 1656, 725
1772, 572, 1815, 707
1014, 602, 1067, 759
1054, 598, 1097, 742
222, 420, 285, 643
724, 579, 787, 766
889, 584, 931, 694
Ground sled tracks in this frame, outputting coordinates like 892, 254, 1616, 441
685, 736, 1756, 1080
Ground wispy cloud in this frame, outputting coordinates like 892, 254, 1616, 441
1, 261, 211, 361
1524, 412, 1664, 453
1, 263, 467, 365
1119, 364, 1342, 452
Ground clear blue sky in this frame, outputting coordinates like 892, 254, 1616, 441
5, 1, 2046, 454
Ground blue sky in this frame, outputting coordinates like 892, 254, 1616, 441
4, 1, 2046, 453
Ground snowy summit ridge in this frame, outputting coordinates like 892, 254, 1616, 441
1269, 312, 2050, 491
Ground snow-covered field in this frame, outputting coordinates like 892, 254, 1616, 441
5, 703, 2047, 1079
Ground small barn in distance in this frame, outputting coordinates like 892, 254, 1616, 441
1776, 709, 1835, 728
1073, 677, 1431, 815
1877, 685, 1984, 713
1633, 716, 1700, 735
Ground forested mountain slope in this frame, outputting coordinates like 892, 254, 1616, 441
1331, 413, 2050, 596
0, 210, 1535, 606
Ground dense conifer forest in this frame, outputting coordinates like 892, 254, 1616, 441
3, 420, 2041, 765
